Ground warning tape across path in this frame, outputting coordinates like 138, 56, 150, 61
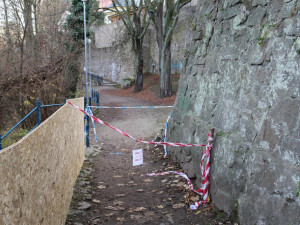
68, 101, 206, 148
148, 134, 213, 210
88, 105, 173, 109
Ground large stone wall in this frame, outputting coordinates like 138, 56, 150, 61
168, 0, 300, 224
0, 98, 85, 225
91, 4, 197, 83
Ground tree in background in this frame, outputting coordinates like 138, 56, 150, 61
64, 0, 103, 95
148, 0, 191, 98
65, 0, 104, 43
104, 0, 151, 92
0, 0, 101, 135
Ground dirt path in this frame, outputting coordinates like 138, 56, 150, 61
66, 84, 229, 225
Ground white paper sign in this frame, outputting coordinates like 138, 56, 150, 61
132, 149, 143, 166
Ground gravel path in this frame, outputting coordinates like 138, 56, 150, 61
66, 84, 229, 225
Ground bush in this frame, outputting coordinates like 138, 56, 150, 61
1, 128, 29, 149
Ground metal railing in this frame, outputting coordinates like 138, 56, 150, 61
0, 99, 65, 150
91, 89, 100, 107
85, 90, 100, 148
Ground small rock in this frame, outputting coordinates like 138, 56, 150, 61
85, 194, 92, 200
69, 210, 87, 216
78, 201, 91, 210
167, 218, 174, 224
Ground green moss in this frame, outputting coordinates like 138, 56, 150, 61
257, 36, 265, 45
216, 211, 227, 221
1, 128, 29, 148
230, 199, 239, 223
235, 150, 244, 154
296, 181, 300, 197
217, 131, 231, 138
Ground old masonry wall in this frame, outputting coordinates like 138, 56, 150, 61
167, 0, 300, 224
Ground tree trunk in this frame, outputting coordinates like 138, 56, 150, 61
33, 0, 40, 60
3, 0, 12, 68
160, 41, 172, 97
155, 3, 163, 75
3, 0, 12, 48
23, 0, 35, 57
134, 38, 144, 92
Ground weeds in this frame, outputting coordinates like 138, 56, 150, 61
1, 128, 29, 148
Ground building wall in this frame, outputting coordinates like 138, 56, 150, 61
99, 0, 112, 11
0, 98, 85, 225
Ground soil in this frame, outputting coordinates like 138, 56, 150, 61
66, 76, 230, 225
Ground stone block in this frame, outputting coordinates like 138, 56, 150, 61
246, 6, 266, 27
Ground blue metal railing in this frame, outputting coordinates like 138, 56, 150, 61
91, 89, 100, 107
0, 99, 65, 150
84, 90, 100, 148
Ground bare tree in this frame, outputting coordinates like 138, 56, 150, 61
0, 0, 82, 133
105, 0, 151, 92
148, 0, 191, 98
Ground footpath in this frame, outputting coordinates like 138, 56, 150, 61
66, 84, 230, 225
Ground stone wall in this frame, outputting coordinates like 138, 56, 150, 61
91, 4, 197, 83
0, 98, 85, 225
167, 0, 300, 224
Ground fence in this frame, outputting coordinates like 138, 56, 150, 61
0, 98, 85, 225
85, 89, 100, 148
0, 99, 66, 150
90, 73, 103, 86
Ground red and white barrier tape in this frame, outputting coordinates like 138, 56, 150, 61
68, 101, 213, 209
148, 134, 213, 210
68, 101, 207, 148
147, 171, 203, 195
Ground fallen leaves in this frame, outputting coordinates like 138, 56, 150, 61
144, 178, 153, 183
126, 181, 137, 186
136, 189, 144, 192
113, 200, 124, 206
116, 217, 125, 223
195, 210, 202, 215
97, 185, 106, 189
173, 203, 185, 209
105, 206, 126, 211
115, 194, 126, 197
130, 214, 143, 220
144, 211, 155, 217
92, 199, 101, 204
134, 207, 146, 212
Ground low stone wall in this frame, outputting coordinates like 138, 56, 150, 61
0, 98, 85, 225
